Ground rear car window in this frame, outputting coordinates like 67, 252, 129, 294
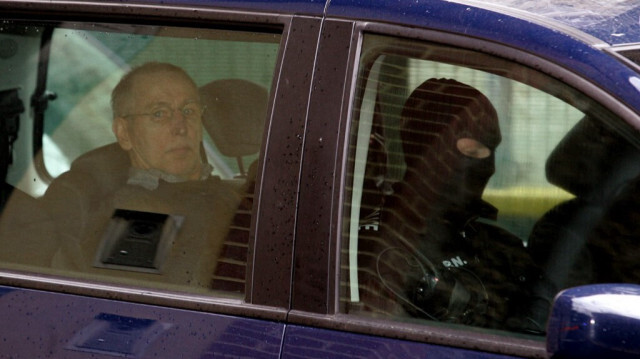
0, 21, 281, 296
341, 33, 640, 337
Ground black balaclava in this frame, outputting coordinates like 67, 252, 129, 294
376, 78, 502, 324
399, 78, 501, 227
368, 79, 504, 323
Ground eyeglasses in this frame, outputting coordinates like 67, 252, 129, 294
123, 103, 204, 123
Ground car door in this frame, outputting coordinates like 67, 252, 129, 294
284, 1, 640, 358
0, 1, 322, 357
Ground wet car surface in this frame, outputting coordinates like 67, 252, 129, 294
2, 1, 640, 358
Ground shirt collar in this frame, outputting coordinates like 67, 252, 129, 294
127, 163, 214, 190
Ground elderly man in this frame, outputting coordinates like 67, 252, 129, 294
111, 62, 208, 186
42, 62, 239, 289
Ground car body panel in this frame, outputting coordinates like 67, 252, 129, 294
0, 285, 285, 358
548, 284, 640, 359
248, 14, 323, 309
326, 0, 640, 122
127, 0, 640, 48
466, 0, 640, 46
291, 18, 355, 315
287, 11, 640, 358
281, 324, 521, 359
131, 0, 328, 16
0, 0, 311, 313
2, 0, 640, 358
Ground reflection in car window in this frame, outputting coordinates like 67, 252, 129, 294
341, 34, 640, 336
43, 26, 278, 188
0, 21, 280, 296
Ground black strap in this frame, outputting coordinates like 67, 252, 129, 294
0, 88, 24, 207
31, 26, 56, 181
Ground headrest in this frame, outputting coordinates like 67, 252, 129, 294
199, 79, 268, 158
546, 116, 640, 199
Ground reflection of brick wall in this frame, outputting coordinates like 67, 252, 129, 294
200, 318, 283, 359
281, 325, 503, 358
211, 182, 254, 293
283, 326, 412, 359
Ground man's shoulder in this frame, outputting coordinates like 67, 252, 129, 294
44, 143, 129, 199
475, 220, 524, 248
70, 143, 130, 175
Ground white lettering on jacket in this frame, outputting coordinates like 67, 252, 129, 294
443, 255, 468, 268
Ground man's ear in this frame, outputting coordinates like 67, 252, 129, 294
113, 117, 133, 151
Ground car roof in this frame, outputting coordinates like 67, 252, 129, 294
114, 0, 640, 119
468, 0, 640, 46
325, 0, 640, 101
144, 0, 640, 47
33, 0, 640, 121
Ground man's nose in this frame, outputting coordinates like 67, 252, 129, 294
170, 110, 188, 135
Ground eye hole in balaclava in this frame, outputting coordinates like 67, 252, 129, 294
457, 138, 491, 159
399, 78, 501, 224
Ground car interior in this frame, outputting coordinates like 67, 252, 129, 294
3, 13, 640, 343
341, 34, 640, 335
0, 20, 278, 295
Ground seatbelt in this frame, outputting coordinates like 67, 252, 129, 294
0, 88, 24, 206
0, 88, 23, 165
31, 26, 56, 182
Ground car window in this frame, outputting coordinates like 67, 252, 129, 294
341, 34, 640, 336
42, 25, 277, 191
0, 21, 281, 297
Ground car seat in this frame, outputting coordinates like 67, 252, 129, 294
528, 116, 640, 300
35, 79, 268, 290
199, 79, 268, 292
199, 78, 268, 178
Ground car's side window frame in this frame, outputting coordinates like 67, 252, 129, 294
0, 1, 321, 321
291, 19, 640, 358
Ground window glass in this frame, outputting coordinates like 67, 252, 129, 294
43, 25, 278, 187
342, 34, 640, 336
0, 21, 281, 297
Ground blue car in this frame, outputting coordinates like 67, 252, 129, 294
2, 0, 640, 358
